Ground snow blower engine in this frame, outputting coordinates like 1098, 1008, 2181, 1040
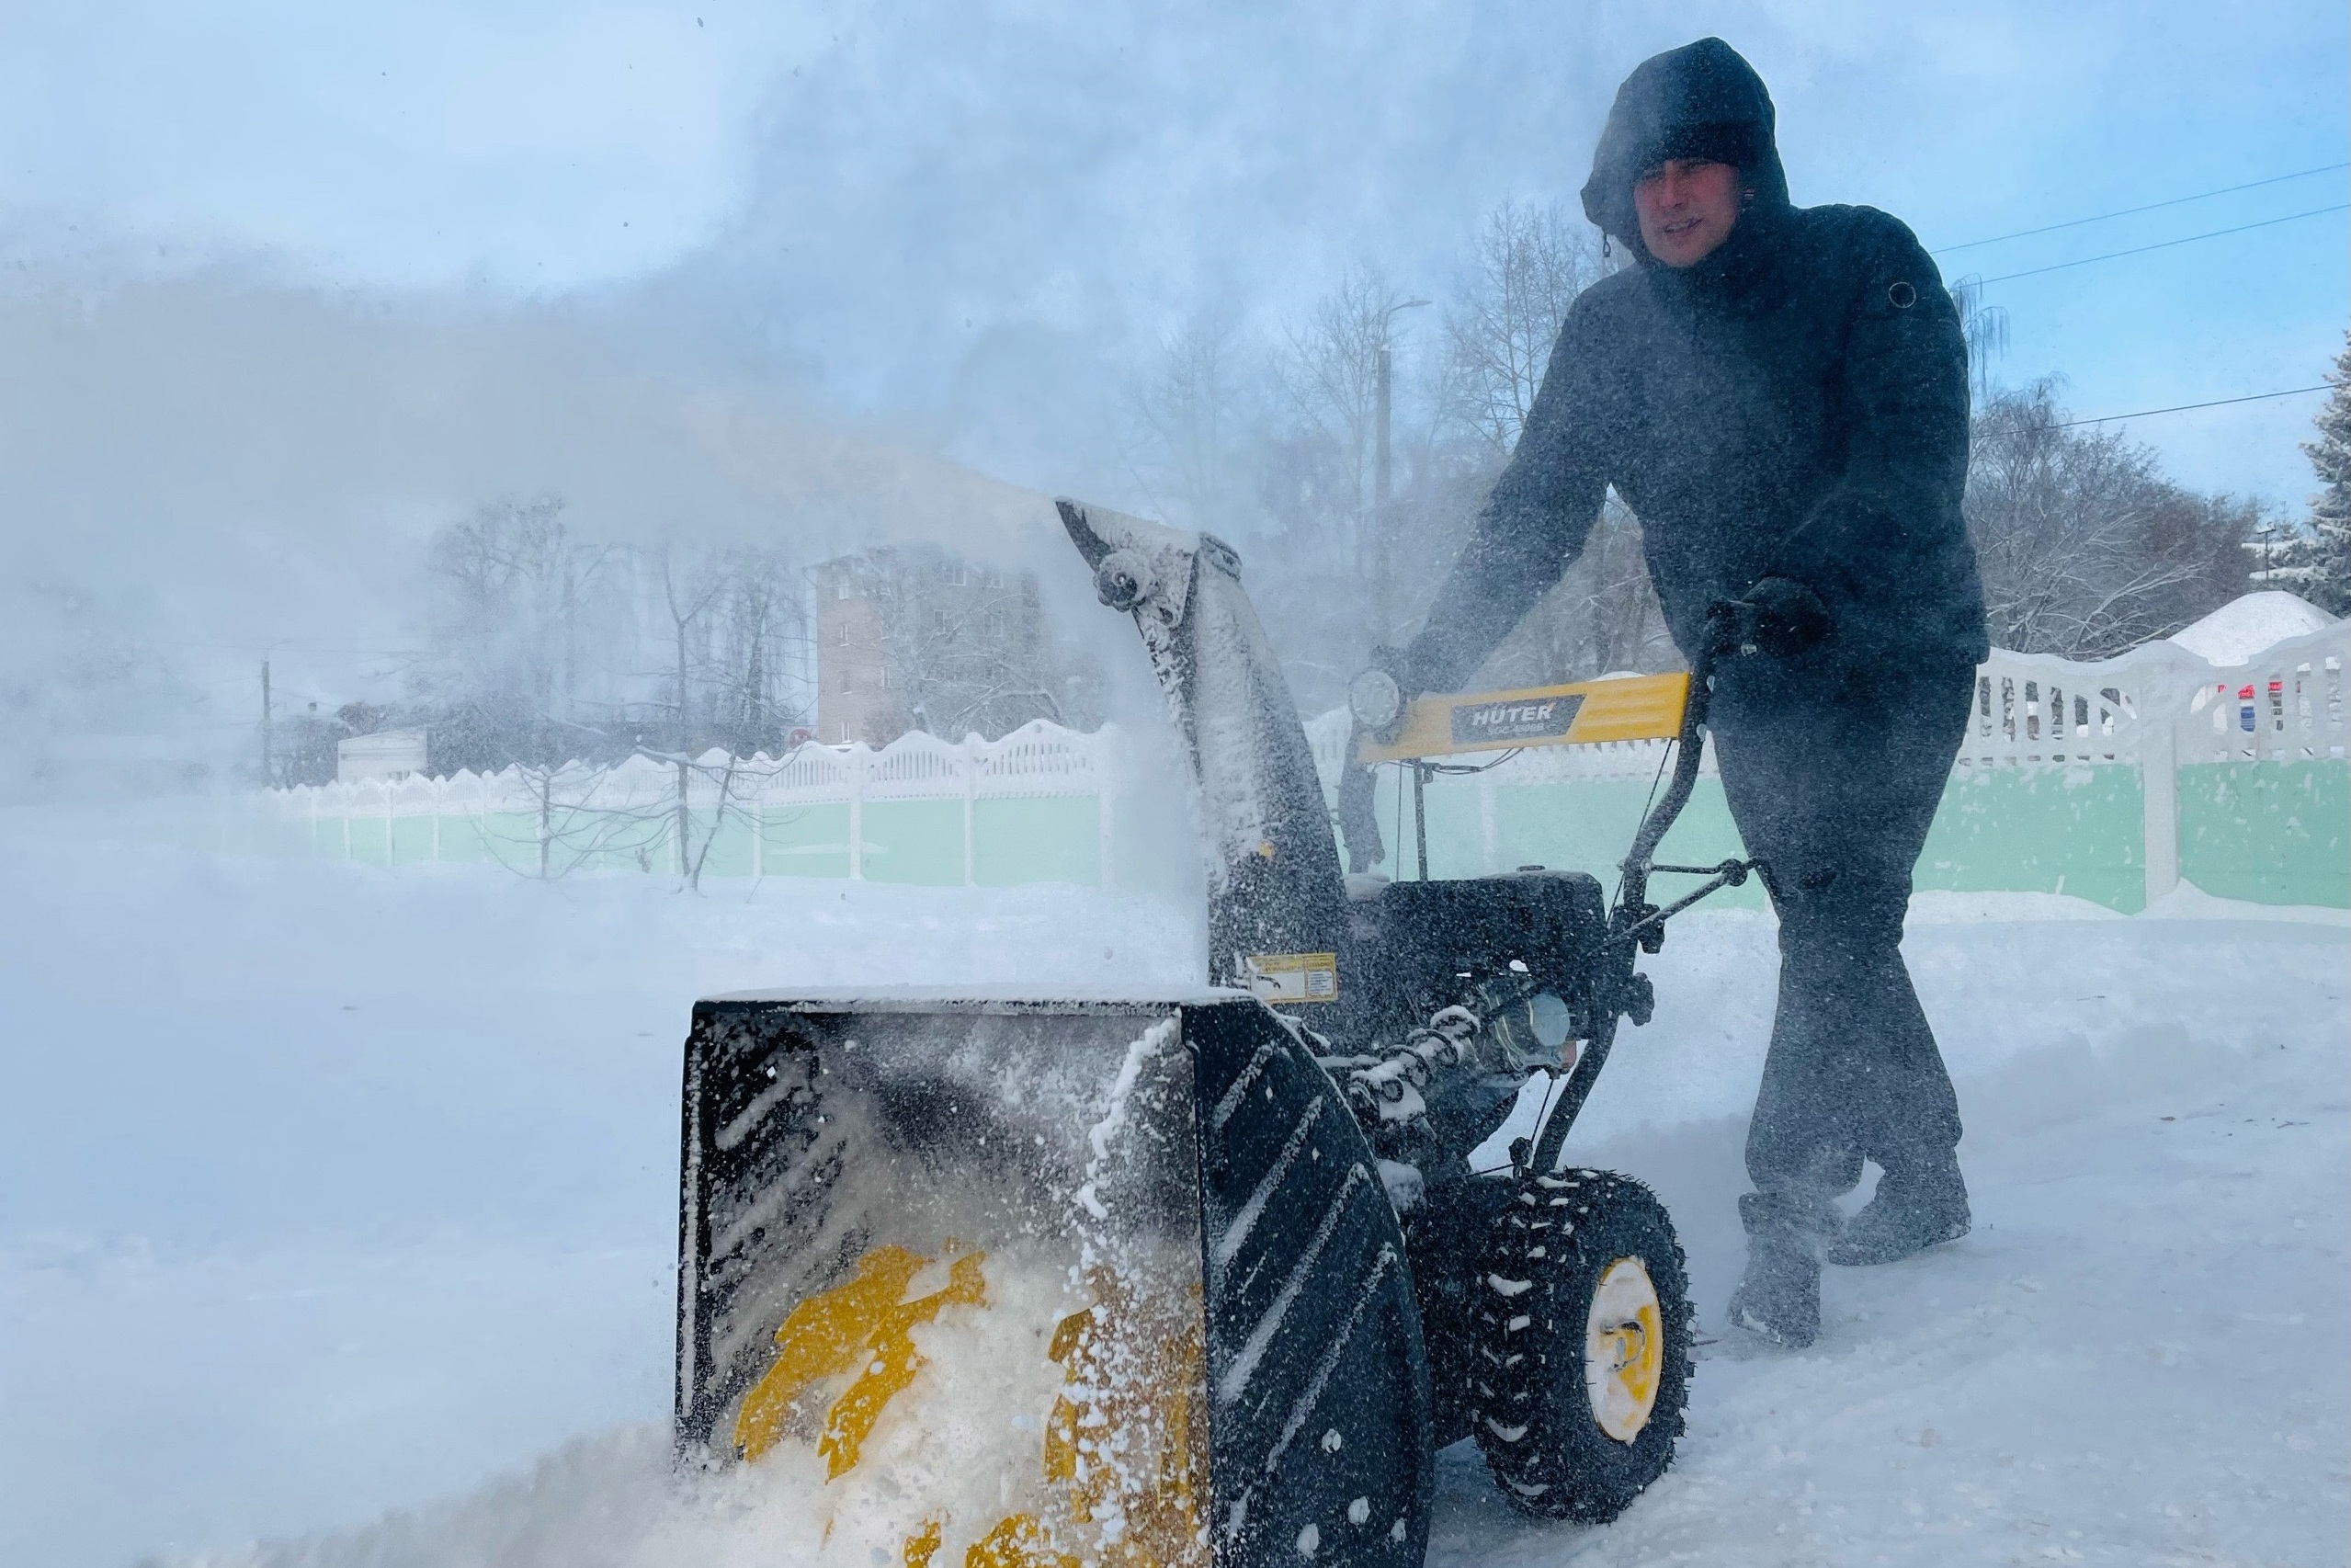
669, 501, 1764, 1567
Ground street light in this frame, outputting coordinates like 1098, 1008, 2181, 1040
1374, 298, 1432, 639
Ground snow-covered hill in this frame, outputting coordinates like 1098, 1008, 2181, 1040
0, 833, 2340, 1568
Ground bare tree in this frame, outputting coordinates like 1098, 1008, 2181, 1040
1948, 275, 2011, 407
1123, 315, 1266, 533
850, 547, 1068, 739
629, 744, 767, 892
1277, 265, 1414, 577
1967, 381, 2251, 657
1444, 201, 1606, 455
653, 546, 729, 871
633, 540, 813, 876
477, 757, 664, 881
1430, 201, 1668, 684
416, 495, 624, 771
714, 547, 811, 755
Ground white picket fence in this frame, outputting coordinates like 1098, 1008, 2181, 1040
234, 719, 1119, 881
229, 626, 2347, 903
1956, 624, 2345, 900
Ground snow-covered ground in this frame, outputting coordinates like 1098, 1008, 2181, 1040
0, 831, 2341, 1568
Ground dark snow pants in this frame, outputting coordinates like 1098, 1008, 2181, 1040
1706, 654, 1976, 1217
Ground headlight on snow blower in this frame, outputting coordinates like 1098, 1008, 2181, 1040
1347, 667, 1405, 740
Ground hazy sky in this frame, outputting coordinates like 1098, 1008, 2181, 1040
0, 1, 2344, 732
4, 2, 2337, 484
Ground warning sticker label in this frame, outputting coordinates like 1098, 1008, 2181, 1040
1242, 951, 1340, 1004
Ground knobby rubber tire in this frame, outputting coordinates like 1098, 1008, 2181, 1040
1468, 1168, 1694, 1522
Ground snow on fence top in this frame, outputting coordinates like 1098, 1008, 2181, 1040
2176, 620, 2347, 765
259, 718, 1117, 821
258, 624, 2349, 825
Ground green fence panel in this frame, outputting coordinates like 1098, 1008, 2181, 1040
1408, 780, 1487, 881
345, 816, 388, 867
2178, 759, 2351, 908
759, 803, 853, 880
1403, 776, 1764, 907
435, 814, 491, 866
862, 800, 965, 884
1339, 769, 1757, 906
391, 817, 437, 867
974, 796, 1100, 887
695, 811, 757, 880
1917, 764, 2145, 913
466, 812, 547, 870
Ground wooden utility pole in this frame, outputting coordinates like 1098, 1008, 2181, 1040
260, 657, 274, 787
1371, 298, 1429, 642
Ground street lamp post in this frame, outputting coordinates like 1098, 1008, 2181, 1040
1373, 298, 1431, 641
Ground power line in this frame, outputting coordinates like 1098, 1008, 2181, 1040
2053, 384, 2332, 429
1974, 203, 2347, 285
1936, 161, 2349, 255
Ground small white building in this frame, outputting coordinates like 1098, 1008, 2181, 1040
336, 729, 429, 783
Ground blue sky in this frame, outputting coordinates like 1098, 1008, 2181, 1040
0, 0, 2342, 506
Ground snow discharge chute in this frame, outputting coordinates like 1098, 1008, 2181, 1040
674, 994, 1432, 1567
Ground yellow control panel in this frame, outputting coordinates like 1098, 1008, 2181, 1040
1356, 671, 1691, 765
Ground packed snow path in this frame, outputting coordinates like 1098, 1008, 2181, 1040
0, 832, 2340, 1568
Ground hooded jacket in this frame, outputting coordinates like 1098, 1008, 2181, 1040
1403, 38, 1989, 692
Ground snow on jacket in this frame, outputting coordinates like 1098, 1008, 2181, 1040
1403, 37, 1990, 692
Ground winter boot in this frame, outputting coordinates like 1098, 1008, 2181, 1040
1826, 1151, 1971, 1267
1725, 1190, 1829, 1348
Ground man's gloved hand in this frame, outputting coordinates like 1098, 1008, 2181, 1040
1731, 575, 1833, 659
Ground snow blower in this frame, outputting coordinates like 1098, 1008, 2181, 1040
672, 501, 1763, 1566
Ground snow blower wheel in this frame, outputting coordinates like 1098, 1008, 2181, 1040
1471, 1169, 1694, 1523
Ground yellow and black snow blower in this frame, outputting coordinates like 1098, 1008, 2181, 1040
671, 502, 1764, 1566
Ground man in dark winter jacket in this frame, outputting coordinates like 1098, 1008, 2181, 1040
1389, 38, 1988, 1346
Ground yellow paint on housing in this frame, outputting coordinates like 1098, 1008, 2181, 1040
1039, 1268, 1207, 1564
742, 1251, 1208, 1567
962, 1514, 1077, 1568
732, 1244, 989, 1474
1357, 671, 1691, 764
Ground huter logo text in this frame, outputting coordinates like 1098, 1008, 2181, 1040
1449, 693, 1585, 746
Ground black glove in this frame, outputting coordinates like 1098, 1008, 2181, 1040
1729, 576, 1833, 659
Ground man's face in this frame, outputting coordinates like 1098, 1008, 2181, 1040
1633, 158, 1744, 267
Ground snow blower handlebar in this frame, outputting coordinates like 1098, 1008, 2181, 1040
1610, 603, 1777, 954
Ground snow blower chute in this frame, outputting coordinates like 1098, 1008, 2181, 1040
674, 500, 1761, 1565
